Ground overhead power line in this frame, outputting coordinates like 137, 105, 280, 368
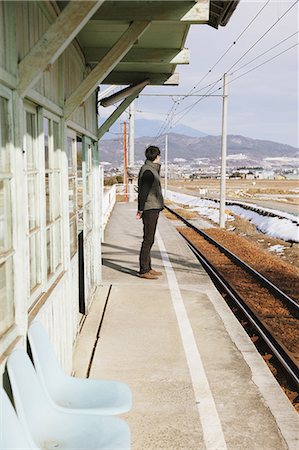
170, 41, 299, 130
230, 31, 299, 75
153, 0, 298, 139
182, 0, 271, 98
229, 42, 299, 84
226, 0, 298, 73
203, 0, 271, 80
153, 0, 272, 140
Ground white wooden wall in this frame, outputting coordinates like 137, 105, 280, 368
0, 1, 102, 375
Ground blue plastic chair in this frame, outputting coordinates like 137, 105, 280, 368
0, 387, 39, 449
28, 321, 132, 415
6, 349, 131, 449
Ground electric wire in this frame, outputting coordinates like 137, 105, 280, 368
159, 17, 299, 134
189, 0, 271, 94
154, 78, 223, 140
229, 41, 299, 83
152, 1, 297, 140
226, 0, 298, 73
230, 30, 299, 75
153, 0, 272, 140
171, 40, 299, 129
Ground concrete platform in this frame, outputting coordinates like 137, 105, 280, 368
73, 203, 298, 450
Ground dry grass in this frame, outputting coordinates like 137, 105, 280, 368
116, 194, 129, 202
167, 179, 299, 205
225, 213, 299, 269
163, 207, 199, 220
165, 179, 299, 267
168, 179, 299, 193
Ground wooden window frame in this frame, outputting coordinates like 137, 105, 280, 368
67, 130, 77, 258
25, 105, 64, 308
0, 87, 16, 340
25, 104, 43, 301
83, 137, 93, 238
43, 112, 63, 282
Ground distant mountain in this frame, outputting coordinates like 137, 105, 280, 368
101, 118, 207, 139
99, 133, 299, 168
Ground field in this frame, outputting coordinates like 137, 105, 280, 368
164, 179, 299, 269
167, 179, 299, 215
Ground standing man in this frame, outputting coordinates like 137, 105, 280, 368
136, 145, 164, 279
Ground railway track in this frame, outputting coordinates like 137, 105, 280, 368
165, 205, 299, 390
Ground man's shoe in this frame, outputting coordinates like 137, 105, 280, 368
139, 271, 158, 279
149, 269, 162, 276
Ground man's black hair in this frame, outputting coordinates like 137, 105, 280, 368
145, 145, 160, 161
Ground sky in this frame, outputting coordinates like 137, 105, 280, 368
101, 0, 299, 147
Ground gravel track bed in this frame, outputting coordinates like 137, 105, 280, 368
203, 228, 299, 303
179, 227, 299, 361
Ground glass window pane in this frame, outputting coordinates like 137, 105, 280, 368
77, 139, 83, 213
0, 96, 10, 172
0, 179, 12, 251
92, 142, 99, 166
77, 179, 83, 210
0, 257, 14, 335
77, 139, 82, 177
86, 174, 92, 203
29, 233, 40, 291
85, 202, 92, 234
53, 172, 60, 220
26, 112, 36, 170
86, 144, 91, 173
44, 118, 50, 170
28, 175, 38, 231
67, 137, 74, 174
68, 178, 76, 216
77, 209, 83, 233
46, 228, 52, 276
70, 218, 77, 257
54, 221, 62, 271
53, 121, 60, 169
45, 173, 51, 224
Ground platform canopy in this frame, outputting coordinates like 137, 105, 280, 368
57, 1, 239, 87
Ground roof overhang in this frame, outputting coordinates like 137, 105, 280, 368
57, 1, 239, 87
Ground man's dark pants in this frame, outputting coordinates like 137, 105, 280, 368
139, 209, 160, 274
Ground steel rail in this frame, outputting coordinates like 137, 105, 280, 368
180, 232, 299, 387
165, 205, 299, 316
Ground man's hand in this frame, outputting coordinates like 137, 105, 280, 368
136, 211, 143, 220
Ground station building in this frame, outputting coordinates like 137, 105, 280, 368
0, 1, 238, 376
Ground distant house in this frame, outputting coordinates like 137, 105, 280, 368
285, 173, 299, 180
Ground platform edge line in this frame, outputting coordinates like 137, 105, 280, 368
157, 231, 228, 450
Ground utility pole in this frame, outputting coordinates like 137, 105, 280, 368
123, 121, 128, 202
129, 101, 135, 167
164, 134, 168, 197
219, 73, 228, 228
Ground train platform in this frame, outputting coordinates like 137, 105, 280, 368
73, 202, 298, 450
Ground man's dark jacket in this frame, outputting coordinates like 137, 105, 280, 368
138, 160, 164, 211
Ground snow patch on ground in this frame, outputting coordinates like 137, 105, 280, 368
165, 190, 299, 243
269, 245, 286, 254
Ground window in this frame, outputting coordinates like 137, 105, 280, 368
0, 94, 14, 336
26, 110, 41, 294
84, 141, 93, 236
43, 117, 62, 278
67, 135, 77, 257
26, 108, 63, 305
77, 137, 83, 233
